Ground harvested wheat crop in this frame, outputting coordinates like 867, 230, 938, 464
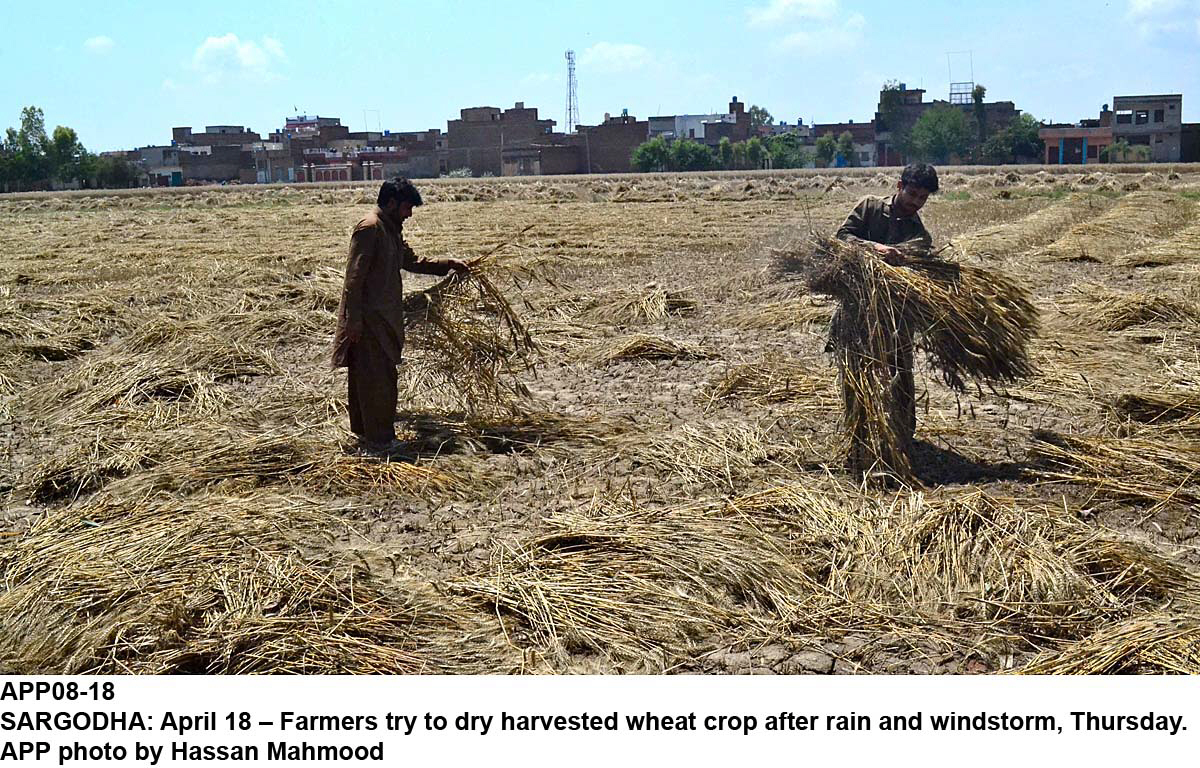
585, 333, 712, 364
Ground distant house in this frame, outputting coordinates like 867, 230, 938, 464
445, 102, 556, 177
1111, 94, 1183, 163
648, 98, 752, 145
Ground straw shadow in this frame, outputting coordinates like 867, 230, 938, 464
910, 439, 1024, 486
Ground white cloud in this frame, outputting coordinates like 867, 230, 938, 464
1125, 0, 1199, 39
1127, 0, 1181, 16
191, 33, 286, 83
777, 12, 865, 54
83, 36, 114, 54
162, 78, 179, 91
747, 0, 838, 25
520, 72, 559, 86
579, 42, 655, 74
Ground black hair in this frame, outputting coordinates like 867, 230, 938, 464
900, 163, 939, 194
377, 177, 423, 208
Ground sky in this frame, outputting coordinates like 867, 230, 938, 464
2, 0, 1197, 152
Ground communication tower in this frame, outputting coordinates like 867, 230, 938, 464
565, 50, 580, 134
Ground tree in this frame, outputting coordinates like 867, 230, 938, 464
731, 141, 749, 170
89, 153, 138, 188
748, 105, 774, 131
47, 125, 86, 183
908, 105, 971, 164
836, 131, 855, 167
631, 137, 671, 172
669, 139, 714, 172
767, 133, 809, 169
877, 80, 905, 133
814, 134, 837, 168
717, 137, 734, 170
745, 137, 765, 169
980, 114, 1045, 164
972, 84, 988, 147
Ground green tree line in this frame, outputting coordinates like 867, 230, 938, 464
1, 106, 139, 192
630, 130, 860, 173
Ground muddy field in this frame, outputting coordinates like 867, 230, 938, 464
1, 166, 1199, 674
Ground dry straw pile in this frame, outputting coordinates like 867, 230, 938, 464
459, 485, 1200, 672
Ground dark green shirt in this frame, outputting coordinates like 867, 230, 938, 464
835, 195, 932, 250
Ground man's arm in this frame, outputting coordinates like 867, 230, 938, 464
399, 238, 468, 276
341, 225, 376, 342
835, 197, 870, 243
835, 197, 904, 265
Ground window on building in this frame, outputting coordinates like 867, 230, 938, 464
1154, 109, 1165, 123
1116, 111, 1133, 124
1155, 135, 1163, 143
1087, 145, 1098, 159
1135, 110, 1150, 125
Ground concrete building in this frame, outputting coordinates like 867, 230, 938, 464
648, 97, 752, 145
134, 145, 183, 186
1111, 94, 1183, 162
1038, 106, 1114, 165
172, 125, 261, 148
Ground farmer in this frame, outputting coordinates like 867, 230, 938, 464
833, 162, 938, 471
332, 177, 468, 453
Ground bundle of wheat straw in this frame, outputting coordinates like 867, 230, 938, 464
401, 253, 536, 412
772, 233, 1038, 478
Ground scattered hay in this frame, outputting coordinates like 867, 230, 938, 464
636, 422, 789, 491
1059, 287, 1200, 331
1113, 391, 1200, 424
461, 485, 1200, 669
1018, 613, 1200, 674
1030, 429, 1200, 508
725, 298, 833, 330
301, 455, 462, 497
457, 499, 812, 666
585, 333, 712, 364
0, 492, 513, 673
1040, 192, 1197, 263
582, 284, 697, 325
704, 357, 834, 406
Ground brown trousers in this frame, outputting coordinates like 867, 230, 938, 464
347, 331, 398, 445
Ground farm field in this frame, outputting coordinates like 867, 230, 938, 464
1, 166, 1199, 674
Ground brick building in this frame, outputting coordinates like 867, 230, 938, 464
812, 120, 877, 166
446, 102, 556, 176
873, 83, 1018, 165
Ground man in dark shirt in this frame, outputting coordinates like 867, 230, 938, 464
833, 163, 939, 473
332, 178, 467, 453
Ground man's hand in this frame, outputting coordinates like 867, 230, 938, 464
445, 258, 470, 275
872, 243, 905, 266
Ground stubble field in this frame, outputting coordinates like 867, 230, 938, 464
1, 166, 1199, 674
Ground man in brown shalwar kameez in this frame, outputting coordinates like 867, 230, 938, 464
332, 178, 467, 453
833, 162, 938, 472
